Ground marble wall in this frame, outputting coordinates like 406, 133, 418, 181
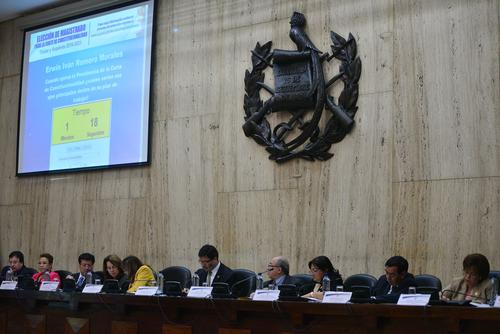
0, 0, 498, 285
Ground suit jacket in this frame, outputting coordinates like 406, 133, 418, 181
373, 273, 417, 302
442, 277, 494, 304
195, 262, 233, 287
263, 274, 294, 289
0, 265, 37, 282
299, 272, 343, 295
71, 271, 104, 290
127, 265, 155, 293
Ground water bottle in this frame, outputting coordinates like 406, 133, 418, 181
256, 273, 264, 290
85, 271, 93, 285
322, 275, 331, 292
489, 277, 498, 306
5, 269, 13, 281
41, 271, 50, 282
157, 273, 164, 295
192, 273, 200, 287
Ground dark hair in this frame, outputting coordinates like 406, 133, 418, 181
39, 253, 54, 265
9, 251, 24, 264
122, 256, 143, 283
78, 253, 95, 264
103, 254, 124, 280
198, 244, 219, 260
385, 256, 409, 274
463, 253, 490, 282
308, 256, 341, 280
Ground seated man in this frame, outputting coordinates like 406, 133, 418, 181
0, 251, 36, 282
264, 256, 293, 289
195, 244, 233, 287
373, 255, 416, 302
66, 253, 103, 290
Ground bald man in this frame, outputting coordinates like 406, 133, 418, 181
263, 256, 294, 289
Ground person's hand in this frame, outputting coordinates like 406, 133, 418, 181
303, 291, 324, 300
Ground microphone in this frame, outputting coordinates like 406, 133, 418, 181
440, 289, 488, 302
257, 269, 272, 276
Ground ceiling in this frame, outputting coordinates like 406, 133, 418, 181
0, 0, 71, 23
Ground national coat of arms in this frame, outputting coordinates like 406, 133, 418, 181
242, 12, 361, 163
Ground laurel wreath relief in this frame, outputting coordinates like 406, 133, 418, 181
243, 30, 361, 163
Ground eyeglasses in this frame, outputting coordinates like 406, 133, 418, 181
267, 265, 280, 270
310, 267, 321, 273
463, 270, 480, 278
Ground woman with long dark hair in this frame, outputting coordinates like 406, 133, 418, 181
302, 255, 343, 299
122, 255, 155, 293
102, 254, 128, 291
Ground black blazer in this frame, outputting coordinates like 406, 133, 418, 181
195, 262, 233, 286
0, 265, 36, 282
299, 271, 343, 295
373, 273, 417, 302
263, 274, 294, 288
71, 271, 104, 286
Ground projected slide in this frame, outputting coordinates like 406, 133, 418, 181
17, 0, 154, 175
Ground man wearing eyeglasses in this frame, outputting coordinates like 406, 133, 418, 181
195, 244, 233, 287
264, 256, 293, 289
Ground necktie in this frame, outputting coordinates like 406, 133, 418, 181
206, 272, 212, 286
76, 276, 85, 288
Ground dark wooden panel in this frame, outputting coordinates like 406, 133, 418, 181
111, 321, 137, 334
64, 317, 89, 334
162, 324, 192, 334
1, 291, 500, 334
0, 312, 5, 334
218, 329, 251, 334
25, 314, 45, 334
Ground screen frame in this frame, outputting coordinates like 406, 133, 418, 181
16, 0, 156, 177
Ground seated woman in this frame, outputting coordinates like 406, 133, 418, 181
32, 253, 61, 286
122, 256, 155, 293
441, 253, 494, 304
103, 254, 128, 291
302, 255, 343, 300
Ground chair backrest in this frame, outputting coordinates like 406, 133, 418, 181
344, 274, 378, 291
489, 271, 500, 294
55, 270, 72, 281
159, 266, 191, 289
291, 274, 314, 287
231, 268, 256, 297
415, 274, 442, 291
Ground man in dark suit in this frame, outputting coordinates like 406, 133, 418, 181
263, 256, 294, 289
66, 253, 103, 290
373, 255, 417, 302
195, 244, 233, 287
0, 251, 36, 282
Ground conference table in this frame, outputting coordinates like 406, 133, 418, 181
1, 290, 499, 334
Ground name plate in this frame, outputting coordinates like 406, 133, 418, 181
134, 286, 158, 296
397, 294, 431, 306
0, 281, 17, 290
322, 291, 353, 304
187, 287, 213, 298
82, 284, 103, 294
494, 296, 500, 308
39, 281, 59, 292
252, 289, 280, 301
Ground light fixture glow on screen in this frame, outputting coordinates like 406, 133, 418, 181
17, 0, 154, 175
